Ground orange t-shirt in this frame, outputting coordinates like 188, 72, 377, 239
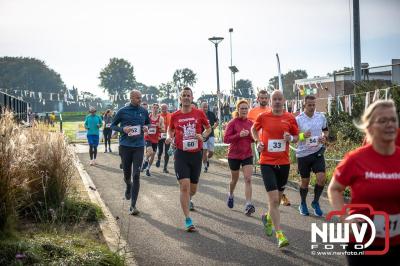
254, 111, 299, 165
161, 112, 171, 131
247, 106, 271, 123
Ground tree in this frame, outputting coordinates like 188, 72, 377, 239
136, 83, 159, 104
173, 68, 197, 90
99, 58, 136, 99
233, 79, 254, 99
0, 57, 67, 93
268, 69, 308, 99
197, 93, 217, 108
159, 82, 175, 105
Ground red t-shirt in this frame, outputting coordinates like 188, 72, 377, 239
145, 114, 161, 144
169, 109, 210, 152
334, 145, 400, 247
253, 111, 299, 165
223, 117, 254, 160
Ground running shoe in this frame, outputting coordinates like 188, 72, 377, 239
281, 194, 291, 206
261, 213, 274, 237
276, 230, 289, 248
227, 195, 234, 209
299, 202, 310, 216
109, 148, 112, 153
206, 160, 209, 168
163, 168, 169, 174
128, 206, 140, 215
146, 169, 151, 176
185, 217, 196, 232
189, 200, 195, 211
141, 161, 148, 172
104, 149, 108, 153
125, 183, 132, 200
204, 166, 208, 173
155, 160, 160, 168
244, 203, 255, 216
311, 201, 323, 217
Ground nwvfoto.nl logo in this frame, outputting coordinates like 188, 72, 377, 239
311, 204, 390, 255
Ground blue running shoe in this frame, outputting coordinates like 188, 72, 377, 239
227, 195, 234, 209
185, 217, 196, 232
311, 201, 323, 217
299, 202, 309, 216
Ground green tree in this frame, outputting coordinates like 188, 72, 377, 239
173, 68, 197, 90
99, 58, 136, 99
159, 82, 175, 105
233, 79, 254, 98
268, 69, 308, 99
136, 83, 159, 104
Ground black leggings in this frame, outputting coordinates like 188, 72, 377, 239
89, 145, 98, 160
157, 139, 171, 168
103, 128, 112, 148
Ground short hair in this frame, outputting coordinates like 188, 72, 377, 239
258, 90, 268, 97
305, 95, 316, 102
181, 87, 193, 96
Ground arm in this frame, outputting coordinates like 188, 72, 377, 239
159, 116, 165, 133
223, 121, 240, 144
251, 124, 260, 142
110, 110, 123, 133
84, 117, 89, 130
328, 178, 346, 216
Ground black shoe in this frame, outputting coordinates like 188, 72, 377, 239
155, 160, 160, 168
129, 206, 140, 215
206, 160, 210, 168
146, 169, 151, 176
125, 184, 132, 200
109, 148, 112, 153
141, 161, 148, 172
163, 168, 169, 174
119, 163, 123, 169
204, 166, 208, 173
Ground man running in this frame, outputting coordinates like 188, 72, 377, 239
84, 106, 103, 166
251, 90, 299, 248
166, 87, 211, 232
156, 103, 171, 173
295, 95, 328, 217
111, 90, 150, 215
142, 103, 165, 176
201, 102, 218, 173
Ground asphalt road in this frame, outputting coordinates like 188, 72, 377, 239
76, 144, 345, 266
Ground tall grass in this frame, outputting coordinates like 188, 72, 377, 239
0, 111, 76, 233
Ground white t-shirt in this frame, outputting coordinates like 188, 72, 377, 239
295, 112, 327, 158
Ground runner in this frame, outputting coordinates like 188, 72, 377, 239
295, 95, 328, 217
328, 100, 400, 264
142, 103, 165, 176
200, 102, 218, 173
165, 87, 211, 232
103, 109, 113, 153
251, 90, 299, 248
111, 90, 150, 215
49, 111, 56, 127
224, 99, 255, 216
84, 106, 103, 166
156, 103, 171, 173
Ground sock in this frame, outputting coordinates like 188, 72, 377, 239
300, 187, 308, 204
314, 184, 324, 203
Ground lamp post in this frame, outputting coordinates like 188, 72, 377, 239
228, 28, 239, 95
208, 36, 224, 141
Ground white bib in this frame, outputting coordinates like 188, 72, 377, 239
127, 125, 141, 137
267, 139, 286, 152
148, 126, 156, 135
306, 136, 319, 147
106, 123, 111, 128
160, 132, 167, 139
374, 213, 400, 238
183, 139, 198, 151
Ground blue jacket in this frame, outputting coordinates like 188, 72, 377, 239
84, 114, 103, 135
111, 104, 150, 147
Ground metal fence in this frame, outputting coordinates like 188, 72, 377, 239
0, 91, 29, 121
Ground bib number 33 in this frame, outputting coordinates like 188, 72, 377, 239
267, 139, 286, 152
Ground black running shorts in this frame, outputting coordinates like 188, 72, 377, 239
228, 157, 253, 171
174, 149, 202, 184
260, 164, 290, 192
297, 147, 326, 179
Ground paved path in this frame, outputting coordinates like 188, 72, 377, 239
76, 144, 345, 266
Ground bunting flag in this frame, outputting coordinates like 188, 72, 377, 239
372, 89, 379, 102
365, 91, 370, 110
385, 87, 390, 100
349, 95, 352, 116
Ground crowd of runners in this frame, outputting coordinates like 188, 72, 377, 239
83, 87, 400, 263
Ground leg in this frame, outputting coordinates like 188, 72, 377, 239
163, 143, 170, 170
179, 178, 191, 218
190, 183, 198, 198
89, 145, 94, 160
130, 147, 144, 208
202, 149, 208, 168
157, 139, 164, 161
229, 170, 240, 195
242, 164, 253, 202
267, 190, 281, 230
93, 145, 98, 159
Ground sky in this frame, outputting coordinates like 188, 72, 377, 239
1, 0, 399, 100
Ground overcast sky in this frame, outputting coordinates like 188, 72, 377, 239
1, 0, 399, 99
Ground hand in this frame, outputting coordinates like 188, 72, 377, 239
319, 135, 327, 144
143, 126, 148, 133
283, 132, 292, 142
257, 142, 265, 152
123, 126, 132, 134
239, 129, 249, 137
165, 138, 172, 145
304, 130, 312, 138
196, 134, 204, 141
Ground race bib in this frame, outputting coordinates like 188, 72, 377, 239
306, 136, 319, 147
267, 139, 286, 152
374, 213, 400, 238
160, 133, 167, 139
106, 123, 111, 128
183, 139, 198, 151
127, 125, 140, 137
148, 126, 156, 135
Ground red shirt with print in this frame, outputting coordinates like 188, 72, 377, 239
145, 114, 161, 144
334, 145, 400, 247
169, 109, 210, 152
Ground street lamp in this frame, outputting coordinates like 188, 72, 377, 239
228, 28, 239, 95
208, 36, 224, 142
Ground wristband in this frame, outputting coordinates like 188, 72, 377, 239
289, 135, 294, 142
299, 132, 305, 141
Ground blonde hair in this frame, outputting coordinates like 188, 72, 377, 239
355, 99, 397, 141
232, 99, 249, 118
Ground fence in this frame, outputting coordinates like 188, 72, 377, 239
0, 91, 29, 121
